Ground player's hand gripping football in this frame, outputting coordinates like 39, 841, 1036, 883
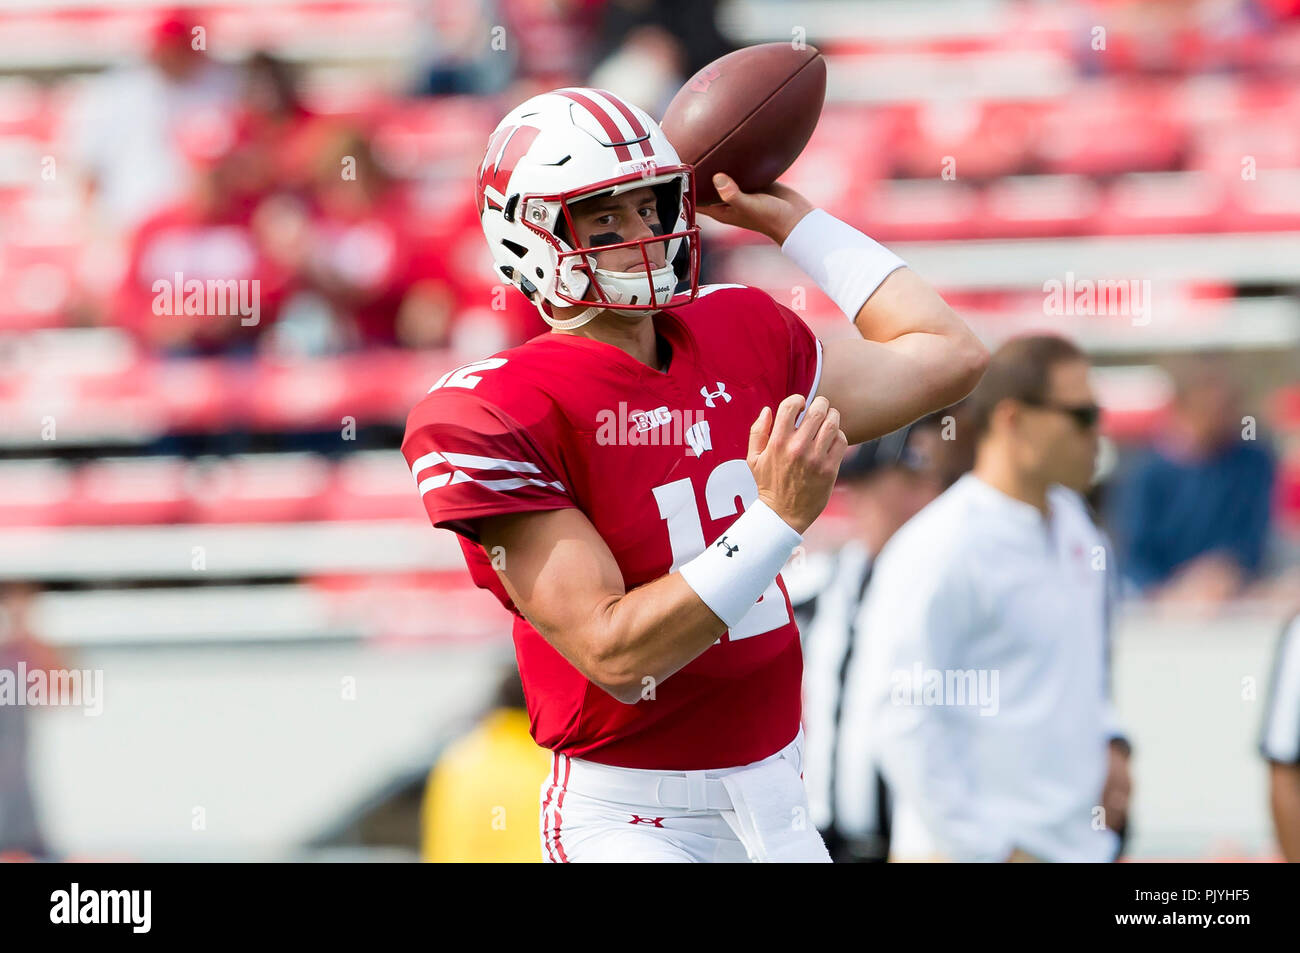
696, 172, 815, 245
748, 393, 848, 534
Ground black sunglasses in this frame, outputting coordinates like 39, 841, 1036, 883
1021, 398, 1102, 429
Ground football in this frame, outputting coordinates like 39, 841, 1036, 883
660, 42, 827, 207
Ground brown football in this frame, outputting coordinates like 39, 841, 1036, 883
660, 43, 826, 207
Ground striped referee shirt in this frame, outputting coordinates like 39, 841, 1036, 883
788, 541, 891, 857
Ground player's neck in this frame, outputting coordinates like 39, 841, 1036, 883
554, 310, 662, 371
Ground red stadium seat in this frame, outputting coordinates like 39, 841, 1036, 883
980, 174, 1103, 238
1035, 83, 1185, 176
0, 78, 53, 141
189, 454, 332, 524
1221, 170, 1300, 233
0, 460, 76, 526
858, 179, 982, 242
0, 241, 80, 331
69, 457, 191, 526
1187, 110, 1300, 180
1098, 172, 1229, 236
245, 358, 371, 431
892, 100, 1041, 182
371, 97, 500, 180
307, 571, 508, 643
322, 451, 427, 522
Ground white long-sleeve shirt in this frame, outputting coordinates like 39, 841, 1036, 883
837, 473, 1124, 862
1261, 613, 1300, 766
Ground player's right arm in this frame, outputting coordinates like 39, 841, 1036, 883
701, 174, 988, 444
479, 393, 847, 704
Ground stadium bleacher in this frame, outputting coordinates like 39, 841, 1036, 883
1, 0, 1297, 634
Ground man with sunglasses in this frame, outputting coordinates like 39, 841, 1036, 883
840, 334, 1132, 862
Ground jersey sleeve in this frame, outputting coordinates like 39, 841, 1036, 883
771, 298, 824, 411
402, 389, 576, 542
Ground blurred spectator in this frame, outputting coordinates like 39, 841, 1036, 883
502, 0, 604, 87
416, 0, 514, 96
1073, 0, 1270, 77
588, 24, 687, 116
70, 7, 238, 229
0, 584, 61, 859
420, 668, 550, 862
254, 129, 459, 351
595, 0, 732, 81
418, 192, 551, 350
239, 51, 319, 194
1113, 354, 1276, 603
787, 414, 951, 863
114, 125, 289, 355
421, 0, 602, 94
844, 335, 1130, 862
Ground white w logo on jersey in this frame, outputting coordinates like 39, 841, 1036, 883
685, 420, 712, 458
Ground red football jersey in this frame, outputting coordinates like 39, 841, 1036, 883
401, 284, 823, 769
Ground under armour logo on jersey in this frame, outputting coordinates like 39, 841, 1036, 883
717, 536, 739, 557
700, 382, 730, 407
685, 419, 712, 458
628, 815, 665, 827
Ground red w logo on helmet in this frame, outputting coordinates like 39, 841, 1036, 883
476, 125, 541, 214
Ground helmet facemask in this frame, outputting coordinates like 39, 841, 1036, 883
527, 169, 700, 326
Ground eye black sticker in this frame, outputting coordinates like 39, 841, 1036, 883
587, 231, 624, 247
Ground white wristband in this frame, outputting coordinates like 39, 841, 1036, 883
781, 208, 906, 321
677, 500, 802, 629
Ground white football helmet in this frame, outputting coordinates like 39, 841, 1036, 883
475, 87, 701, 330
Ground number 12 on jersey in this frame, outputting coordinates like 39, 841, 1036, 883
652, 459, 792, 641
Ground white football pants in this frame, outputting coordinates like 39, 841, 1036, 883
538, 727, 832, 863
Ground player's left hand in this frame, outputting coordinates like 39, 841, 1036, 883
697, 173, 815, 245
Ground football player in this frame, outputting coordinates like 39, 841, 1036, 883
402, 88, 987, 862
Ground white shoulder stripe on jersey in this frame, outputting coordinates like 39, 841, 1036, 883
409, 449, 543, 483
477, 476, 566, 492
794, 337, 825, 429
418, 471, 565, 498
422, 468, 484, 493
442, 451, 542, 474
408, 450, 446, 482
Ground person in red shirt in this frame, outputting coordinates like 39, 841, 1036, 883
401, 88, 987, 862
115, 125, 288, 354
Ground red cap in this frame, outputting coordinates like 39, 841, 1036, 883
150, 8, 195, 53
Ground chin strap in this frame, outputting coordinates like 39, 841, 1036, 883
543, 304, 603, 331
539, 263, 675, 330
